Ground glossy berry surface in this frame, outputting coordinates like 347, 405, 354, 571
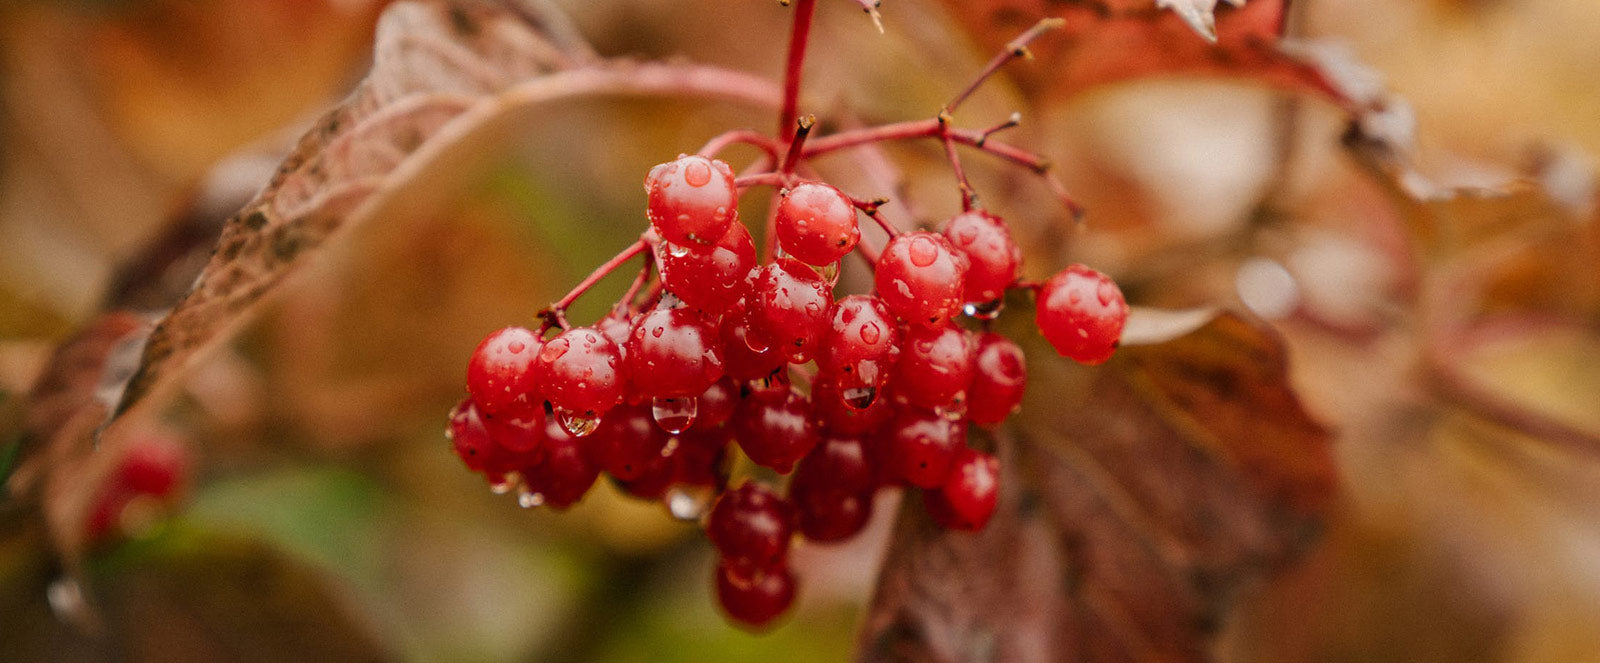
775, 181, 860, 266
535, 327, 625, 422
518, 417, 599, 509
645, 155, 738, 247
791, 483, 871, 543
715, 561, 796, 629
585, 403, 672, 481
966, 332, 1027, 426
466, 326, 542, 419
690, 377, 740, 431
720, 297, 787, 381
942, 209, 1021, 305
893, 324, 976, 413
706, 482, 796, 569
885, 408, 964, 489
874, 231, 969, 328
811, 377, 895, 435
447, 398, 503, 474
732, 389, 818, 473
818, 295, 899, 397
624, 306, 724, 399
792, 434, 875, 496
924, 447, 1000, 531
748, 260, 833, 364
657, 221, 757, 314
1036, 264, 1128, 365
481, 409, 547, 455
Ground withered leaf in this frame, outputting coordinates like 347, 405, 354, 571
859, 312, 1335, 663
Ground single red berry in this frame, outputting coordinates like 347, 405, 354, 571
706, 482, 796, 569
615, 440, 678, 500
466, 326, 542, 419
775, 181, 860, 266
892, 324, 976, 414
657, 221, 757, 314
791, 433, 875, 497
481, 409, 547, 456
923, 447, 1000, 531
624, 305, 724, 399
874, 231, 969, 328
448, 399, 514, 474
942, 209, 1021, 306
732, 388, 818, 473
518, 417, 599, 509
86, 434, 189, 543
720, 297, 787, 381
691, 377, 740, 431
674, 427, 732, 489
811, 376, 895, 435
885, 408, 964, 489
645, 155, 738, 247
790, 483, 872, 543
967, 332, 1027, 426
715, 560, 796, 629
535, 327, 625, 431
818, 295, 899, 401
584, 403, 672, 481
1036, 265, 1128, 365
748, 259, 833, 364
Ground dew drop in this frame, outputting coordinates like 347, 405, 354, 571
507, 340, 526, 354
956, 225, 978, 243
908, 235, 939, 267
815, 261, 840, 284
666, 485, 715, 521
859, 322, 882, 345
652, 396, 698, 434
963, 299, 1005, 320
1068, 289, 1082, 305
842, 385, 878, 409
1096, 279, 1118, 306
557, 408, 601, 437
742, 327, 771, 353
517, 488, 546, 508
684, 159, 712, 187
652, 326, 665, 338
540, 342, 567, 362
488, 473, 519, 495
46, 576, 86, 625
667, 242, 692, 258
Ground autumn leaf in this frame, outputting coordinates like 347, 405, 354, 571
858, 312, 1336, 662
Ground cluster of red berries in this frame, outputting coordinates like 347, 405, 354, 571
445, 154, 1128, 628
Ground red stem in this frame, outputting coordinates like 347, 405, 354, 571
778, 0, 817, 136
943, 18, 1065, 115
547, 238, 650, 325
939, 113, 978, 210
698, 129, 782, 160
780, 114, 816, 175
735, 172, 794, 190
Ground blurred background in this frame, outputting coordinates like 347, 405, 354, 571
1, 0, 1598, 661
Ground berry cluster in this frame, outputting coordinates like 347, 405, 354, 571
445, 151, 1127, 628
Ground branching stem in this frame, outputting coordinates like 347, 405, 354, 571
544, 238, 649, 329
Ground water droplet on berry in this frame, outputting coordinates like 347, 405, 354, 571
1068, 289, 1082, 305
507, 340, 526, 354
816, 261, 840, 284
684, 159, 712, 187
651, 396, 698, 434
908, 235, 939, 267
667, 242, 692, 258
488, 473, 518, 495
557, 408, 601, 437
963, 299, 1005, 320
715, 206, 728, 221
517, 489, 546, 508
842, 385, 878, 409
47, 576, 86, 625
859, 322, 882, 345
1096, 279, 1118, 306
666, 485, 714, 521
652, 326, 665, 338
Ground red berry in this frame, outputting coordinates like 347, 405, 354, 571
1036, 264, 1128, 365
481, 409, 547, 456
923, 447, 999, 531
518, 418, 599, 509
615, 441, 678, 500
466, 327, 542, 419
691, 377, 740, 431
790, 434, 877, 541
87, 434, 189, 543
674, 427, 732, 489
967, 332, 1027, 426
623, 306, 724, 399
942, 210, 1021, 305
792, 433, 875, 497
775, 181, 860, 265
892, 324, 976, 414
874, 231, 968, 328
715, 560, 796, 629
732, 388, 818, 473
811, 376, 895, 435
885, 408, 964, 488
748, 259, 833, 364
585, 403, 672, 481
818, 295, 899, 400
791, 483, 872, 543
707, 482, 796, 569
535, 327, 625, 430
720, 297, 787, 381
448, 398, 508, 473
657, 221, 757, 314
645, 155, 738, 248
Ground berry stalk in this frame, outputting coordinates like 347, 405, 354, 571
543, 237, 650, 329
778, 0, 818, 137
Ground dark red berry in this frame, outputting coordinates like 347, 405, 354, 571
535, 327, 625, 430
674, 427, 732, 489
747, 259, 833, 364
645, 155, 738, 247
885, 408, 964, 489
715, 560, 796, 629
923, 447, 1000, 531
518, 418, 599, 509
811, 376, 895, 435
481, 409, 547, 456
732, 388, 818, 473
615, 441, 677, 500
892, 324, 976, 414
942, 209, 1021, 305
585, 403, 672, 481
624, 306, 724, 399
792, 434, 875, 497
874, 231, 969, 328
691, 377, 740, 431
466, 327, 542, 419
448, 400, 500, 473
791, 483, 872, 543
720, 297, 787, 381
775, 181, 860, 265
657, 221, 757, 314
1035, 264, 1128, 365
818, 295, 899, 400
707, 482, 796, 569
967, 332, 1027, 426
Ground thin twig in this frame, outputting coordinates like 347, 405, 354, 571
780, 115, 817, 174
697, 129, 782, 160
943, 18, 1064, 115
545, 238, 649, 326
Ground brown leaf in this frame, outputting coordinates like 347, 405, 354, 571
858, 312, 1335, 663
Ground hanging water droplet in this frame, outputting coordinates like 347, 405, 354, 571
842, 385, 878, 410
517, 488, 546, 508
488, 473, 519, 495
908, 235, 939, 266
815, 261, 840, 285
667, 242, 692, 258
46, 577, 86, 625
557, 409, 601, 437
652, 396, 698, 434
859, 321, 882, 345
963, 299, 1005, 320
665, 485, 715, 521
